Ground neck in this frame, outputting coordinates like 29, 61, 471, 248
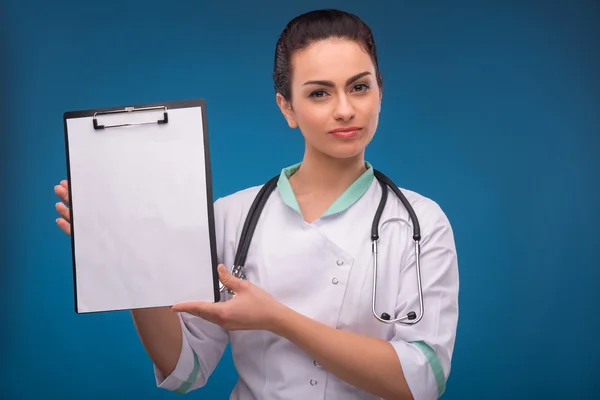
290, 148, 367, 195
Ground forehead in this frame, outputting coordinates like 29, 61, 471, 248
290, 38, 375, 82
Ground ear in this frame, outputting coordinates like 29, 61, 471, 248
276, 93, 298, 129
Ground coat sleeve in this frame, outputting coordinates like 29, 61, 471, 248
154, 197, 231, 394
388, 199, 460, 400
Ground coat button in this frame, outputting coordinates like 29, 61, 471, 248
332, 277, 339, 284
336, 259, 344, 266
310, 379, 318, 386
314, 360, 321, 367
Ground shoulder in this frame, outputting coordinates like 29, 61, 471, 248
403, 188, 449, 223
381, 183, 454, 241
213, 184, 263, 224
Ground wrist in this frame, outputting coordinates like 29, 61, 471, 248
267, 302, 292, 336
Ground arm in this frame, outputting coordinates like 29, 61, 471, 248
131, 305, 230, 394
150, 197, 231, 394
275, 199, 459, 400
171, 200, 458, 400
131, 307, 183, 378
55, 181, 231, 394
151, 310, 230, 394
272, 309, 412, 400
54, 182, 185, 380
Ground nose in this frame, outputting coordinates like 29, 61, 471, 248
332, 94, 355, 122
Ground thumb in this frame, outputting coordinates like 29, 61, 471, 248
219, 264, 243, 291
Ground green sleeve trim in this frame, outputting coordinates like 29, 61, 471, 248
410, 340, 446, 398
174, 351, 200, 394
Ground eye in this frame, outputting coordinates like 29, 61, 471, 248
351, 83, 370, 92
308, 89, 328, 98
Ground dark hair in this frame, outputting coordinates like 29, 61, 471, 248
273, 9, 383, 102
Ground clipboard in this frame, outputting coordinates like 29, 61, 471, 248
63, 99, 220, 314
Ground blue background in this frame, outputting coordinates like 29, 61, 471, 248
1, 0, 598, 399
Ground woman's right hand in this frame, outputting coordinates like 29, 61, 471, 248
54, 180, 71, 235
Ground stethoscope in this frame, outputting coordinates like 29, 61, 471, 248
219, 169, 424, 326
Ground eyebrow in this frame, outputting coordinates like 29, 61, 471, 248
302, 71, 372, 87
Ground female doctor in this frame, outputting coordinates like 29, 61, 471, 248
54, 9, 459, 400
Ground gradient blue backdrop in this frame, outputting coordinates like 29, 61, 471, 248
1, 1, 598, 399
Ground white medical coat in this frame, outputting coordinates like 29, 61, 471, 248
154, 164, 459, 400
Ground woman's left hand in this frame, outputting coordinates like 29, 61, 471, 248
171, 264, 287, 332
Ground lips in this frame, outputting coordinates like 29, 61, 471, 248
329, 126, 362, 139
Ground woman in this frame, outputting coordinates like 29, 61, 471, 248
54, 9, 459, 400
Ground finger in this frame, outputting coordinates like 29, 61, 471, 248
170, 301, 208, 313
218, 264, 243, 291
56, 218, 71, 236
56, 201, 70, 222
54, 183, 69, 205
171, 301, 221, 318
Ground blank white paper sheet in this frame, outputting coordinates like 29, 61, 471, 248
63, 99, 219, 313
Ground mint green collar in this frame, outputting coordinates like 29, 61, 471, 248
276, 161, 374, 218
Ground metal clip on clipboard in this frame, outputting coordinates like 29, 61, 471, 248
92, 105, 169, 130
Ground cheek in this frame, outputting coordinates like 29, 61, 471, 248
360, 98, 381, 125
295, 104, 329, 132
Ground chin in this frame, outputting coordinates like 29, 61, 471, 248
326, 135, 372, 159
306, 132, 373, 160
321, 144, 366, 160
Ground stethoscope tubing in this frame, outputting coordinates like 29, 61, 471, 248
219, 170, 425, 327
